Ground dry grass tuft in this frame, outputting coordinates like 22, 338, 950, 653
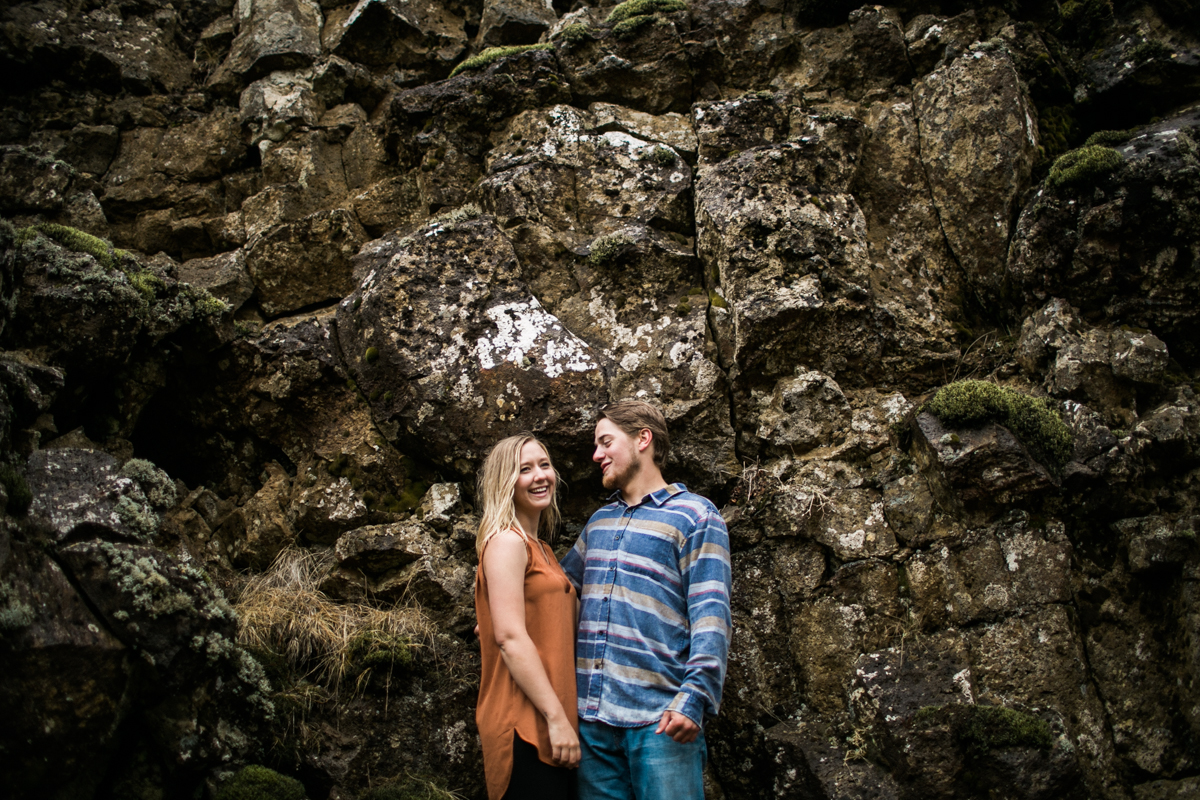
234, 547, 439, 692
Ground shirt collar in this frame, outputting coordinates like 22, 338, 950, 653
609, 482, 687, 509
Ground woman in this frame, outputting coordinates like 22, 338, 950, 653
475, 433, 580, 800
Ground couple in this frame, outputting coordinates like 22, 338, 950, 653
474, 401, 733, 800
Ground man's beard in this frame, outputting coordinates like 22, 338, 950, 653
602, 453, 641, 491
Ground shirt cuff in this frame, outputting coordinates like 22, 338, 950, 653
666, 691, 705, 728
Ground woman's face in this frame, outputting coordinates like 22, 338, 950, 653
513, 440, 556, 520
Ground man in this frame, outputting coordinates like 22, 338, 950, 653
561, 401, 732, 800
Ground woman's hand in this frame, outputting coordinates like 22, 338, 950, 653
546, 711, 581, 767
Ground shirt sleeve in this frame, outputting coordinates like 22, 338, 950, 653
560, 527, 587, 594
666, 506, 732, 726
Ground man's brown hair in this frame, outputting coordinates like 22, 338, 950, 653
598, 401, 670, 468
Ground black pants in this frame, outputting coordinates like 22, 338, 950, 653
502, 733, 576, 800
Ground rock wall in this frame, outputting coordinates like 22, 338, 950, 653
2, 0, 1200, 798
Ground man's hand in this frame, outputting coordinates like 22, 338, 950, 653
655, 710, 700, 743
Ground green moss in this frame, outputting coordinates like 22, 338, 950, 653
430, 202, 482, 228
364, 347, 380, 364
328, 453, 354, 480
347, 630, 414, 673
554, 23, 594, 44
687, 286, 704, 296
19, 223, 129, 270
191, 291, 230, 318
916, 705, 1051, 753
1046, 145, 1122, 191
1084, 129, 1133, 147
128, 270, 164, 302
675, 301, 691, 316
215, 765, 307, 800
914, 705, 1053, 755
641, 145, 678, 166
394, 481, 429, 512
587, 233, 633, 267
1036, 105, 1079, 161
1130, 39, 1172, 63
613, 14, 656, 38
708, 291, 728, 309
922, 380, 1074, 470
0, 465, 32, 516
382, 391, 394, 404
607, 0, 687, 24
449, 44, 553, 78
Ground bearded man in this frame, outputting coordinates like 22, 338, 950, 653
561, 401, 732, 800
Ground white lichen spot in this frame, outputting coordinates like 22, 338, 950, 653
476, 300, 598, 378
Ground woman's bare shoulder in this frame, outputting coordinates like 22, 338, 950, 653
480, 527, 529, 558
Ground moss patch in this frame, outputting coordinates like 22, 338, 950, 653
607, 0, 687, 24
922, 380, 1074, 470
1046, 144, 1122, 191
554, 23, 594, 44
17, 222, 129, 270
613, 14, 656, 38
1084, 129, 1134, 147
215, 765, 307, 800
0, 464, 32, 516
641, 144, 678, 166
449, 44, 552, 78
587, 233, 633, 267
1036, 105, 1079, 161
913, 704, 1053, 755
347, 629, 415, 673
1130, 39, 1172, 63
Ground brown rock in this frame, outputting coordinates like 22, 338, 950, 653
914, 46, 1039, 302
245, 208, 367, 317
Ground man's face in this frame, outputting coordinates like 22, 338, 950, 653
593, 417, 642, 491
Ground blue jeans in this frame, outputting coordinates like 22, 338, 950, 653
577, 719, 707, 800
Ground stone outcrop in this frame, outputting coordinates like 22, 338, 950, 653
2, 0, 1200, 799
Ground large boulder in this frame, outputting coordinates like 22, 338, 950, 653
555, 8, 694, 114
208, 0, 325, 92
0, 3, 194, 94
244, 207, 367, 317
914, 44, 1040, 303
475, 103, 734, 489
1006, 107, 1200, 365
24, 448, 173, 544
324, 0, 468, 81
335, 212, 607, 480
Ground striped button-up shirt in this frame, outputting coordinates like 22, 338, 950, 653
561, 483, 732, 728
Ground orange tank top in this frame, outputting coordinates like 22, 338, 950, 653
475, 528, 578, 800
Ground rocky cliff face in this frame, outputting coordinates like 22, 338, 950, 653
2, 0, 1200, 798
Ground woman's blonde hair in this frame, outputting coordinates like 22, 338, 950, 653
475, 433, 562, 556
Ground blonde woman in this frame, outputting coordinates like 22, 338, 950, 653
475, 434, 580, 800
